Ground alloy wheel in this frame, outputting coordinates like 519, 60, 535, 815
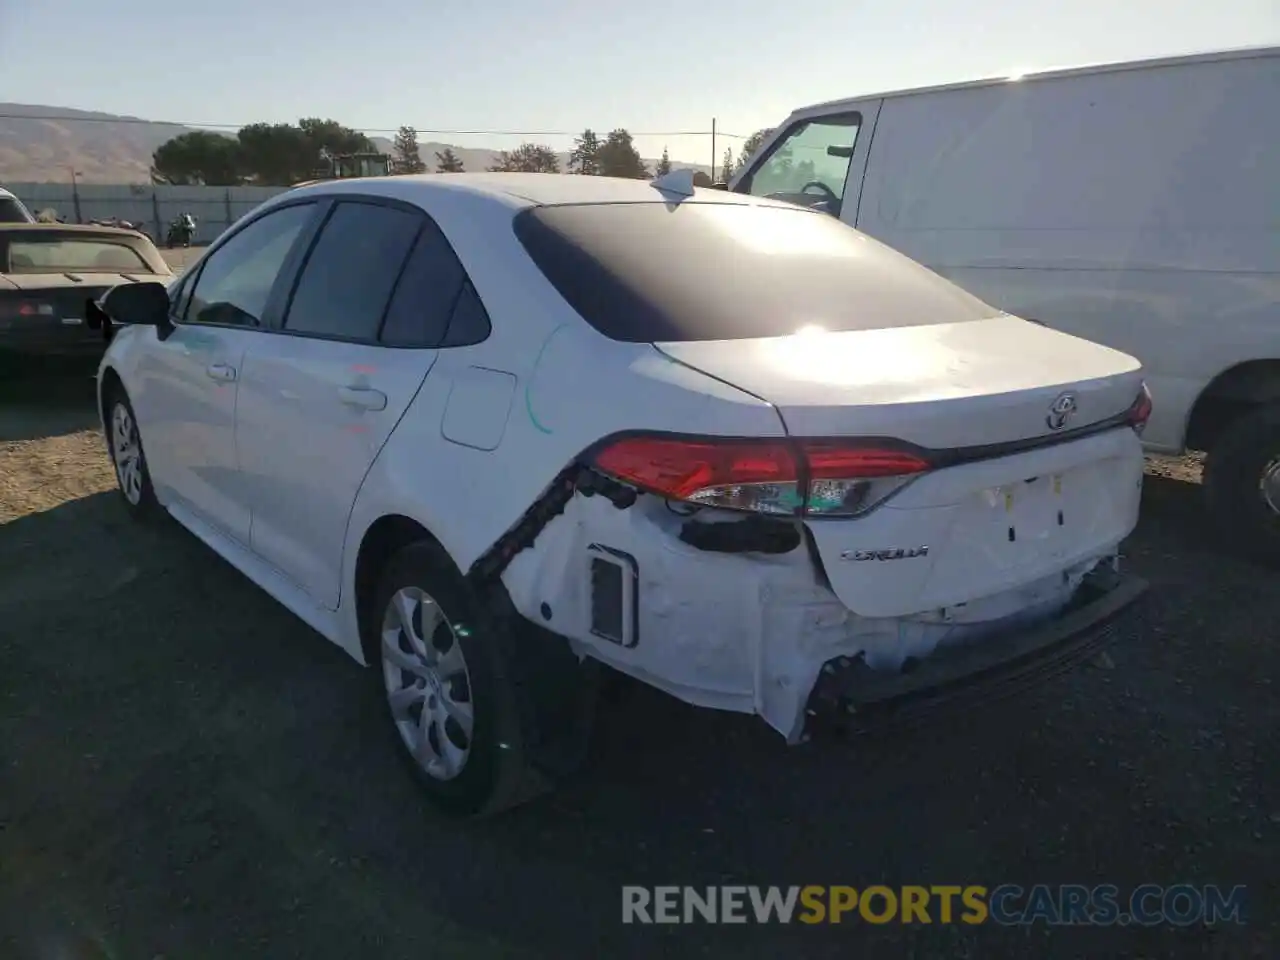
380, 587, 475, 781
110, 402, 144, 506
1261, 456, 1280, 517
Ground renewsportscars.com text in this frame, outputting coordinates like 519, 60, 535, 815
621, 884, 1247, 926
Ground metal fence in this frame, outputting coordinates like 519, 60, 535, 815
4, 183, 288, 245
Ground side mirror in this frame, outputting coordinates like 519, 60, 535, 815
86, 281, 172, 338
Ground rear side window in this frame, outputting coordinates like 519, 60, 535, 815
513, 202, 997, 343
440, 281, 491, 347
379, 219, 466, 347
284, 201, 423, 341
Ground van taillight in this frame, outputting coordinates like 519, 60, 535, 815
1126, 383, 1153, 434
591, 435, 931, 517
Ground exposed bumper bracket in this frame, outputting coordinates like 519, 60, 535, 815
802, 567, 1149, 738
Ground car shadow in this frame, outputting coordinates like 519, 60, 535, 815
0, 359, 101, 442
1133, 472, 1276, 571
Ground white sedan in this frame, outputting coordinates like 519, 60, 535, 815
92, 171, 1151, 818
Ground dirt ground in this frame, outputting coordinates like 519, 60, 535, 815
161, 245, 204, 276
0, 369, 1276, 959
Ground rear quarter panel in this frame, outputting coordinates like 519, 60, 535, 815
337, 199, 785, 638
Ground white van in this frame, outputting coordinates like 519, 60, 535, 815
727, 45, 1280, 561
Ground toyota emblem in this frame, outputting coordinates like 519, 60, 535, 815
1046, 392, 1078, 430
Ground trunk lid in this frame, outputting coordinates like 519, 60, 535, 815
654, 314, 1143, 449
0, 273, 151, 330
656, 315, 1146, 618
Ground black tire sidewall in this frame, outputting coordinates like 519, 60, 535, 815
1203, 405, 1280, 563
104, 386, 158, 516
369, 542, 527, 818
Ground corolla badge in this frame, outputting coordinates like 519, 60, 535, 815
840, 546, 930, 562
1046, 392, 1078, 431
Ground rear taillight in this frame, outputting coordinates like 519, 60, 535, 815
591, 435, 931, 518
0, 300, 54, 319
1126, 382, 1153, 434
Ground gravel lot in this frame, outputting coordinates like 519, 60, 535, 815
0, 365, 1276, 959
161, 245, 204, 276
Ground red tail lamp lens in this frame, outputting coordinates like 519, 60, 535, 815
592, 437, 798, 501
591, 435, 931, 516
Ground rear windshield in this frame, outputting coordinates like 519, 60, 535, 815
8, 238, 151, 273
0, 197, 34, 224
512, 202, 996, 343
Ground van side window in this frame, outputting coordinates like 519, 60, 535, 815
738, 113, 861, 214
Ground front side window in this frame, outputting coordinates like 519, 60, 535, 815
740, 113, 861, 212
282, 201, 424, 341
8, 238, 149, 272
185, 203, 315, 328
0, 196, 34, 224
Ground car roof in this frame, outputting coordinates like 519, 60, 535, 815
286, 172, 801, 212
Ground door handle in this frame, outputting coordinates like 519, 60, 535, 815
206, 362, 237, 382
338, 385, 388, 411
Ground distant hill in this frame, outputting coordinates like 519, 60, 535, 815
0, 104, 710, 184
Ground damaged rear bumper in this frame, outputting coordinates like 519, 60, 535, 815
802, 566, 1148, 739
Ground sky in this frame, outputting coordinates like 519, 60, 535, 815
0, 0, 1275, 163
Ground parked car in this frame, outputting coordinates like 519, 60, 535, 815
725, 44, 1280, 561
0, 223, 172, 359
0, 186, 36, 224
92, 172, 1151, 818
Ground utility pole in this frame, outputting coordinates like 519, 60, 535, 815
710, 118, 717, 182
69, 168, 82, 223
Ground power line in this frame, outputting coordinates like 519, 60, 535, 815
0, 112, 751, 138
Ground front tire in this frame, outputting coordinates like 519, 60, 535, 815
104, 386, 159, 518
1202, 403, 1280, 565
370, 541, 546, 818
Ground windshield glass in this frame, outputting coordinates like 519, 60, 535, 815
513, 201, 996, 342
7, 238, 152, 273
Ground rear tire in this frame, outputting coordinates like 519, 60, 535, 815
103, 385, 159, 519
369, 541, 547, 818
1202, 403, 1280, 565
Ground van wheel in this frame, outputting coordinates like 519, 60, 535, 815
370, 541, 548, 818
1202, 404, 1280, 565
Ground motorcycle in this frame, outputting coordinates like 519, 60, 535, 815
166, 213, 197, 248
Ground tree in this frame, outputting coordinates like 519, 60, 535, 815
151, 130, 242, 186
596, 129, 647, 179
568, 129, 601, 175
298, 117, 374, 158
654, 146, 672, 176
720, 147, 734, 183
393, 126, 427, 174
435, 148, 465, 173
236, 122, 316, 185
488, 143, 560, 173
737, 128, 773, 172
